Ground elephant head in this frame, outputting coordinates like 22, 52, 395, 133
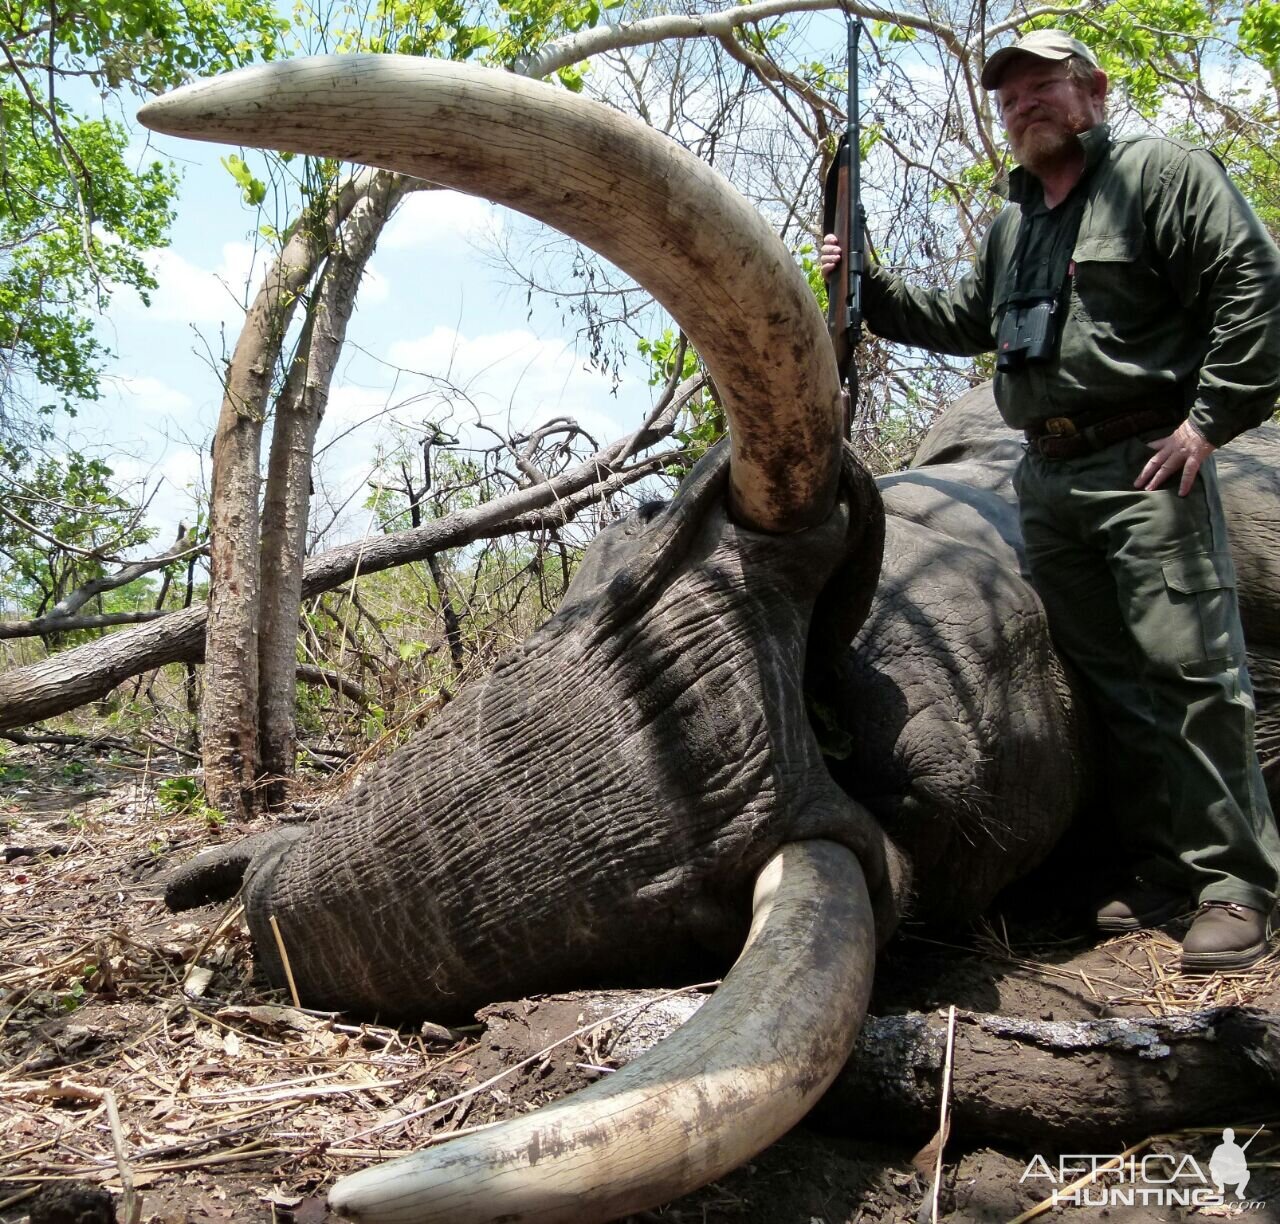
141, 55, 904, 1223
140, 59, 1073, 1224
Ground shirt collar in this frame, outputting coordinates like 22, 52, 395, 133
1007, 123, 1112, 208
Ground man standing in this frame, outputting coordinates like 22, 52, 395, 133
821, 29, 1280, 970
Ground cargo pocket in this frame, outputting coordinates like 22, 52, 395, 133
1160, 552, 1243, 664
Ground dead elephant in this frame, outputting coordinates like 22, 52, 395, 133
142, 56, 1275, 1224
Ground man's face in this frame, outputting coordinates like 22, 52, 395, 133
996, 57, 1106, 175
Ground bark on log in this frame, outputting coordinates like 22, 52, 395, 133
478, 992, 1280, 1148
821, 1007, 1280, 1146
0, 452, 676, 731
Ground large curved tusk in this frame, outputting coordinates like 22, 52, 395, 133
137, 56, 843, 534
327, 839, 874, 1223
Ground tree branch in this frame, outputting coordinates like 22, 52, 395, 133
0, 424, 685, 729
519, 1, 933, 82
0, 609, 171, 640
45, 527, 204, 620
296, 662, 372, 707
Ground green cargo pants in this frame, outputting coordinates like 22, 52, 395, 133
1014, 430, 1280, 914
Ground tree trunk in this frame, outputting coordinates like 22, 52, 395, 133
201, 168, 382, 818
402, 442, 467, 676
426, 552, 466, 675
0, 604, 208, 728
257, 170, 409, 805
183, 551, 200, 747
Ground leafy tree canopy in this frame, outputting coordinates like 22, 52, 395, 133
323, 0, 620, 87
0, 448, 155, 620
0, 0, 287, 443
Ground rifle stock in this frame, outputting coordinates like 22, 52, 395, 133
824, 139, 855, 377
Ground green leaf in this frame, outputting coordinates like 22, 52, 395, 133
1241, 1, 1280, 70
221, 153, 268, 206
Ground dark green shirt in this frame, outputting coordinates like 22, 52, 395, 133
864, 125, 1280, 445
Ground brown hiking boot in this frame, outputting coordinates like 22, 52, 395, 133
1095, 879, 1190, 933
1180, 901, 1273, 973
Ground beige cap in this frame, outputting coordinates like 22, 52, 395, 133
981, 29, 1099, 90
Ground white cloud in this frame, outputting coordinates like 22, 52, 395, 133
116, 241, 260, 328
301, 325, 651, 528
120, 235, 393, 333
99, 445, 208, 541
357, 263, 390, 308
101, 374, 195, 419
381, 189, 502, 251
319, 382, 409, 434
385, 326, 634, 443
151, 447, 208, 518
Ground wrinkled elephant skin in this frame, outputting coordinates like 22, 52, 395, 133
171, 446, 896, 1019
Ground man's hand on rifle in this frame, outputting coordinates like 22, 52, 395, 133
820, 233, 842, 277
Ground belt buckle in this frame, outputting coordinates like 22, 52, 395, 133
1044, 416, 1077, 437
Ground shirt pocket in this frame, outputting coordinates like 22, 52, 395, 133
1160, 551, 1244, 664
1068, 232, 1165, 334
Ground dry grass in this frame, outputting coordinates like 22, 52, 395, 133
3, 746, 1277, 1222
0, 748, 646, 1221
970, 913, 1280, 1018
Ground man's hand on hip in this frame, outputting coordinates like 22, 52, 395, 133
1135, 419, 1216, 496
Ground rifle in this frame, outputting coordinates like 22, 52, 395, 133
822, 18, 866, 427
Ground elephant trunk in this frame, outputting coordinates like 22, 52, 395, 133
326, 839, 874, 1223
136, 55, 844, 534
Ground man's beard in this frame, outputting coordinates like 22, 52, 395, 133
1010, 110, 1089, 177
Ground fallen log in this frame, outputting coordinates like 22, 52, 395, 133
475, 991, 1280, 1148
0, 453, 677, 731
821, 1006, 1280, 1146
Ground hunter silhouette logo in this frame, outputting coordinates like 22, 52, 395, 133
1021, 1127, 1270, 1209
1210, 1126, 1264, 1200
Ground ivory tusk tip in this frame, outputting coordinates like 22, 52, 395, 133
318, 842, 874, 1224
136, 87, 220, 138
136, 61, 287, 138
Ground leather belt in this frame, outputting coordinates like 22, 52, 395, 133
1024, 405, 1185, 460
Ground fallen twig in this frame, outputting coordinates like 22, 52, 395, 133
268, 914, 302, 1009
928, 1005, 957, 1224
103, 1087, 141, 1224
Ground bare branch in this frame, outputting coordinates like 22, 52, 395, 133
45, 527, 205, 620
519, 0, 938, 83
0, 609, 171, 639
296, 662, 372, 707
0, 420, 685, 729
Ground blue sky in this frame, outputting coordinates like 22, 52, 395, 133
83, 116, 661, 547
72, 11, 857, 551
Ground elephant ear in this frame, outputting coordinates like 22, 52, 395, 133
164, 828, 303, 911
550, 441, 731, 638
803, 447, 885, 763
812, 444, 886, 649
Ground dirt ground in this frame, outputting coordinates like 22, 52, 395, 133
2, 742, 1278, 1224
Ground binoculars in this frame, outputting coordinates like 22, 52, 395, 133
996, 297, 1058, 371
